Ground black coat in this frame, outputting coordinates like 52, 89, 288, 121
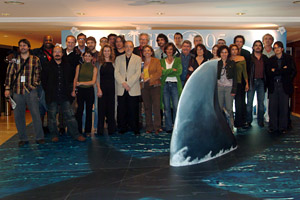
32, 45, 54, 68
217, 59, 237, 94
247, 54, 269, 91
267, 53, 297, 96
41, 58, 74, 104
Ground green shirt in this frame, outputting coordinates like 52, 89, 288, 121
78, 62, 94, 88
235, 60, 248, 84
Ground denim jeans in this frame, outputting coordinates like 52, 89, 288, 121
37, 85, 47, 117
246, 79, 265, 125
13, 89, 44, 141
163, 82, 179, 131
47, 101, 80, 139
217, 86, 234, 130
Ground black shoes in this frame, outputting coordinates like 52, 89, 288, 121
134, 131, 140, 136
258, 122, 264, 127
36, 139, 45, 144
18, 141, 29, 147
243, 123, 252, 129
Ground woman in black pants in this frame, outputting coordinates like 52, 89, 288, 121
72, 50, 98, 136
96, 44, 116, 135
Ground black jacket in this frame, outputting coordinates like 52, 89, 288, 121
247, 54, 269, 91
41, 58, 74, 104
63, 48, 82, 80
217, 59, 237, 94
32, 45, 54, 68
267, 53, 297, 96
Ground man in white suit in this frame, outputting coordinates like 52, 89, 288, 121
115, 41, 142, 135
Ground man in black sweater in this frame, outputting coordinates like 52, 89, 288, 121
42, 46, 86, 142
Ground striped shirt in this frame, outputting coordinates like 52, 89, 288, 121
5, 55, 41, 94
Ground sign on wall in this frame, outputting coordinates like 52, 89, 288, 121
61, 28, 287, 51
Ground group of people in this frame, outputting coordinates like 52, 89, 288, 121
4, 31, 297, 147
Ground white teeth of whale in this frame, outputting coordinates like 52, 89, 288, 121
170, 60, 237, 167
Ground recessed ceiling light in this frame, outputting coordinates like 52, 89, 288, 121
236, 12, 246, 16
1, 13, 10, 16
157, 12, 165, 15
4, 1, 24, 5
293, 1, 300, 4
146, 0, 165, 4
76, 12, 85, 16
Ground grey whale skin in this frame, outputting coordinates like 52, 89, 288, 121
170, 60, 237, 167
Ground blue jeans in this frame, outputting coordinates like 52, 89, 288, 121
218, 86, 234, 130
246, 79, 265, 124
47, 101, 80, 139
13, 89, 44, 141
37, 85, 47, 117
163, 82, 179, 131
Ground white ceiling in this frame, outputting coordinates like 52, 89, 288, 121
1, 0, 300, 43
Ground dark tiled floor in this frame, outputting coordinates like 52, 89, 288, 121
1, 117, 300, 200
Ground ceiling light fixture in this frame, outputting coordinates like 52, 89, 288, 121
293, 1, 300, 4
4, 1, 24, 5
236, 12, 246, 16
146, 0, 166, 4
157, 12, 165, 15
1, 13, 10, 16
76, 12, 85, 16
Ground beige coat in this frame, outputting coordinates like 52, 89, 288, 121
114, 53, 142, 96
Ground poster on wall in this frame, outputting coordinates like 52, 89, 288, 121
61, 28, 287, 51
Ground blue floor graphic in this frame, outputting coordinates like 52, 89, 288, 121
1, 118, 300, 199
204, 132, 300, 199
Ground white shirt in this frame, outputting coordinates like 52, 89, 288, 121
165, 60, 177, 82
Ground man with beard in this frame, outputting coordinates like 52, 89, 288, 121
246, 40, 269, 128
42, 46, 86, 142
133, 33, 150, 57
32, 35, 55, 132
86, 36, 99, 64
5, 39, 45, 147
154, 33, 168, 59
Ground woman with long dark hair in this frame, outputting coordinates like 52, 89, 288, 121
96, 44, 116, 135
72, 50, 98, 136
217, 45, 237, 132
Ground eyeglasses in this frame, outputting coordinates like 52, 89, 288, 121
78, 38, 86, 41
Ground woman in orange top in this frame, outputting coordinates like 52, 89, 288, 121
141, 45, 163, 134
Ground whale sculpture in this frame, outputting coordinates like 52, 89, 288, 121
170, 60, 237, 167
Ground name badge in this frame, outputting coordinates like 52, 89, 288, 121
21, 76, 25, 83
